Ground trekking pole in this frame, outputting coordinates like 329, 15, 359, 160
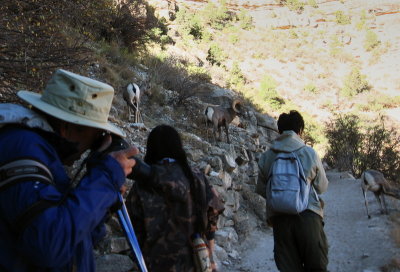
117, 193, 148, 272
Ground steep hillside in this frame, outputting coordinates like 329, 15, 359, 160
147, 0, 400, 129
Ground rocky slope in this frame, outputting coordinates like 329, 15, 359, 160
94, 81, 279, 271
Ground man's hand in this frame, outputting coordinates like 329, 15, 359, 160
110, 147, 139, 177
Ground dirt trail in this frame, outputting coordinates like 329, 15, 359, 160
225, 170, 400, 272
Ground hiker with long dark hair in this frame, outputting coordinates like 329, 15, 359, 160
126, 124, 224, 272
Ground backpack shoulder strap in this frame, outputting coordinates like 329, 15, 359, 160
0, 158, 57, 235
0, 158, 54, 192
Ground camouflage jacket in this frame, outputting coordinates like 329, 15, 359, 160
126, 161, 224, 272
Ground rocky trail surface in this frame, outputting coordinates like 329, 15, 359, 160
225, 170, 400, 272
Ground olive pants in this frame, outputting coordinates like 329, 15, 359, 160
271, 210, 329, 272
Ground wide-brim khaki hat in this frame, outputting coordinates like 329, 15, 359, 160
18, 69, 125, 137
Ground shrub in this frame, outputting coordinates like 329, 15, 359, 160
206, 43, 226, 66
279, 0, 305, 12
237, 8, 254, 30
147, 27, 172, 47
259, 75, 285, 110
341, 67, 370, 97
303, 83, 317, 93
356, 20, 366, 31
354, 118, 400, 181
289, 30, 299, 39
201, 0, 234, 30
175, 7, 204, 40
325, 114, 400, 182
229, 34, 240, 44
145, 55, 210, 105
308, 0, 318, 8
324, 114, 363, 172
357, 94, 400, 112
335, 10, 351, 25
364, 30, 381, 51
227, 62, 246, 89
329, 35, 343, 56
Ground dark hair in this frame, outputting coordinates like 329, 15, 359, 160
144, 124, 194, 182
277, 110, 305, 134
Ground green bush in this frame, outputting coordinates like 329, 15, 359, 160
356, 10, 367, 31
229, 34, 240, 44
308, 0, 318, 8
147, 27, 172, 47
341, 67, 370, 97
227, 62, 246, 89
280, 0, 305, 12
364, 30, 381, 51
201, 0, 233, 30
325, 114, 400, 181
289, 29, 299, 39
324, 114, 363, 172
175, 7, 205, 40
186, 65, 212, 82
237, 8, 254, 30
206, 43, 226, 66
303, 83, 317, 93
335, 10, 351, 25
356, 118, 400, 181
329, 35, 343, 56
357, 94, 400, 112
302, 117, 325, 148
259, 75, 285, 110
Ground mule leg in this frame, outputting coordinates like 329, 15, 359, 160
224, 124, 230, 144
381, 194, 388, 215
213, 123, 218, 143
363, 189, 371, 219
128, 106, 132, 121
374, 192, 385, 214
217, 126, 222, 142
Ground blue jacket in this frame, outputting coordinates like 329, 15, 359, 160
0, 126, 125, 271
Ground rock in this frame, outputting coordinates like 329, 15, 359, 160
95, 254, 134, 272
221, 154, 237, 172
204, 164, 212, 175
235, 148, 250, 166
228, 249, 240, 260
129, 122, 148, 131
215, 227, 239, 251
224, 190, 240, 212
111, 237, 129, 253
246, 160, 259, 179
186, 148, 204, 162
214, 244, 229, 261
255, 112, 278, 132
219, 171, 232, 189
210, 156, 223, 171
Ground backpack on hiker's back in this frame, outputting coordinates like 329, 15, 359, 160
266, 150, 311, 214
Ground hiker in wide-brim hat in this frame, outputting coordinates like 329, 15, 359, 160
0, 69, 138, 272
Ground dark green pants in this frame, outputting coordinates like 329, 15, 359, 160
271, 210, 328, 272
